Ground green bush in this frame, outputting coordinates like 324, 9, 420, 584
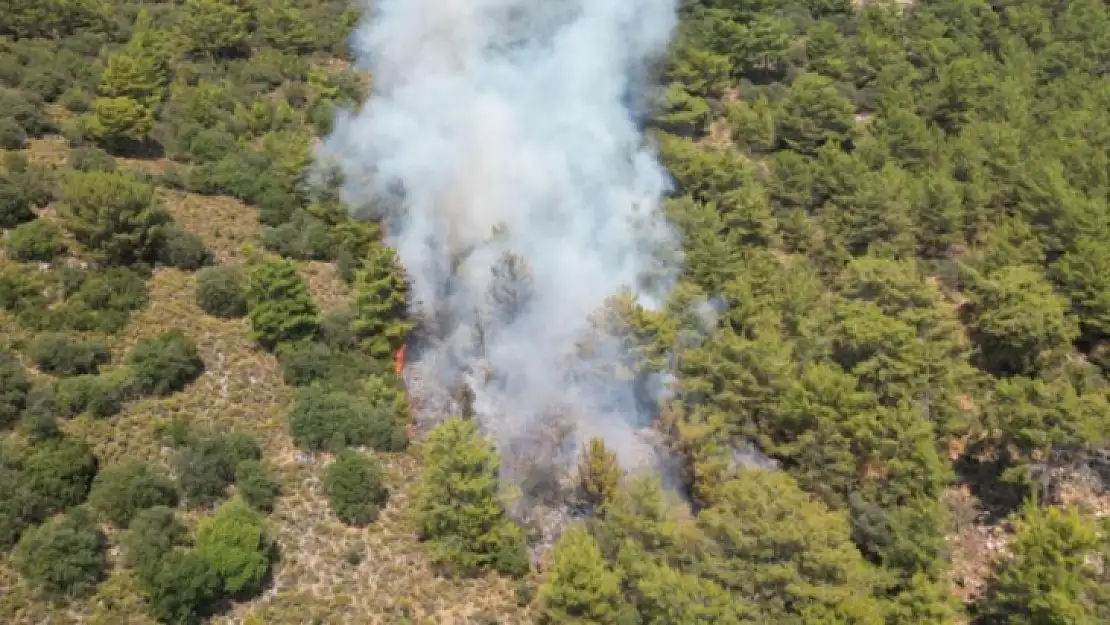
175, 431, 261, 507
235, 460, 280, 512
58, 170, 170, 265
14, 507, 108, 600
0, 466, 48, 549
56, 266, 149, 334
324, 450, 389, 526
0, 350, 31, 429
121, 506, 188, 571
126, 330, 204, 397
54, 370, 134, 418
0, 172, 34, 228
20, 405, 62, 442
60, 87, 91, 113
158, 226, 213, 270
185, 127, 238, 164
0, 88, 49, 136
287, 386, 408, 453
196, 499, 273, 598
88, 460, 179, 527
275, 340, 385, 388
138, 549, 223, 625
6, 219, 65, 261
0, 117, 27, 149
22, 68, 67, 102
23, 437, 99, 513
247, 257, 318, 350
196, 265, 248, 318
27, 332, 109, 376
69, 146, 117, 172
261, 213, 335, 260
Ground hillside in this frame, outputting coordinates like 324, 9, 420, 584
3, 1, 1110, 625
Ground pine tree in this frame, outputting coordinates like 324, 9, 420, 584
414, 417, 529, 577
246, 258, 319, 350
539, 527, 623, 624
578, 438, 622, 509
352, 244, 412, 360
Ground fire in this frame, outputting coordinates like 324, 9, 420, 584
393, 344, 406, 374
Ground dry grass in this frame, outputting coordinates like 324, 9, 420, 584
0, 165, 533, 623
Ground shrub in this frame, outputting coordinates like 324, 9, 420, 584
0, 172, 34, 228
195, 265, 247, 318
58, 170, 170, 265
60, 87, 91, 113
324, 450, 389, 526
57, 267, 149, 334
176, 432, 261, 507
27, 332, 109, 376
196, 499, 272, 598
235, 460, 280, 512
247, 257, 318, 350
275, 340, 385, 389
88, 460, 179, 527
20, 407, 62, 442
69, 146, 117, 172
23, 68, 67, 102
7, 219, 66, 261
139, 549, 223, 625
7, 159, 58, 208
287, 387, 408, 453
0, 466, 48, 549
23, 438, 99, 513
126, 330, 204, 397
157, 226, 212, 270
0, 88, 49, 136
261, 214, 335, 260
121, 506, 188, 571
54, 371, 133, 418
14, 507, 108, 600
185, 127, 238, 164
0, 117, 27, 149
0, 350, 31, 429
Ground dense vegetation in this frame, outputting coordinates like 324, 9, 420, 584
2, 0, 1110, 623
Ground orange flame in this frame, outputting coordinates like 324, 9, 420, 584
393, 344, 406, 375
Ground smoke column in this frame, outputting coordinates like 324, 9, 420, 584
321, 0, 682, 482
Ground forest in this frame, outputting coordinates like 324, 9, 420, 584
1, 0, 1110, 623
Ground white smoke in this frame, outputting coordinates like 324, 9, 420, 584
321, 0, 682, 481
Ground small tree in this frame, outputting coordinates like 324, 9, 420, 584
352, 244, 412, 360
175, 0, 251, 58
196, 265, 248, 318
286, 386, 407, 452
579, 438, 622, 508
175, 432, 261, 507
6, 219, 66, 261
23, 438, 99, 513
0, 350, 31, 429
87, 460, 178, 527
324, 450, 389, 526
121, 506, 188, 571
414, 417, 529, 577
0, 466, 47, 549
14, 507, 108, 600
980, 502, 1110, 624
246, 257, 318, 350
196, 499, 272, 598
57, 170, 170, 265
538, 527, 623, 624
137, 549, 223, 625
84, 96, 156, 150
235, 460, 280, 513
0, 173, 34, 228
126, 330, 205, 396
27, 333, 109, 376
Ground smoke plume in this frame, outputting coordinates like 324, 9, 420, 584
321, 0, 682, 485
